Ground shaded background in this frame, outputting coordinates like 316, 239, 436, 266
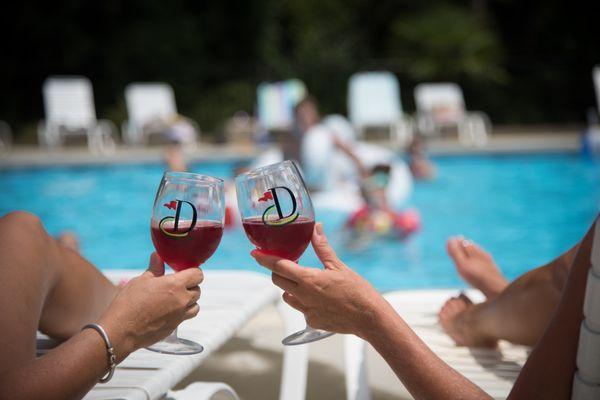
1, 0, 599, 140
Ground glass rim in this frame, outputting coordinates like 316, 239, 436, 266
235, 160, 298, 182
163, 171, 224, 185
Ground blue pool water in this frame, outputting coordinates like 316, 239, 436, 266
1, 153, 598, 291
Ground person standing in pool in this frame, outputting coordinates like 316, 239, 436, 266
294, 95, 369, 190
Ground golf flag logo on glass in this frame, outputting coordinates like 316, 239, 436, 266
258, 187, 299, 226
160, 200, 197, 237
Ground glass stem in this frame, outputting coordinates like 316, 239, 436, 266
163, 327, 180, 344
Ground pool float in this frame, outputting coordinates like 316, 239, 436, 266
250, 115, 413, 212
346, 207, 420, 239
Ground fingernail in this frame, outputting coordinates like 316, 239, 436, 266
315, 222, 324, 237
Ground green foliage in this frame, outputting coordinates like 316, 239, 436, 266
0, 0, 599, 136
387, 5, 506, 83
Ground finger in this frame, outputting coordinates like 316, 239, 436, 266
183, 302, 200, 320
174, 267, 204, 288
251, 251, 302, 282
272, 273, 297, 292
144, 252, 165, 277
282, 291, 308, 313
187, 286, 201, 305
311, 223, 342, 270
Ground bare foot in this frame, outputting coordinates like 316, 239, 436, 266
57, 232, 80, 253
438, 294, 497, 347
447, 236, 508, 299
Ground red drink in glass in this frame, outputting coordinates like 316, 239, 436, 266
151, 220, 224, 271
242, 217, 314, 261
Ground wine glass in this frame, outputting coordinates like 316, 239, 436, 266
149, 171, 225, 355
235, 160, 334, 345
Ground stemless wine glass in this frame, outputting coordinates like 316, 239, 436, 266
235, 160, 334, 345
148, 171, 225, 355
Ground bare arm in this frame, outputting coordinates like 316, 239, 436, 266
0, 253, 202, 400
252, 223, 491, 400
332, 135, 369, 178
362, 300, 491, 400
508, 220, 595, 399
0, 328, 133, 400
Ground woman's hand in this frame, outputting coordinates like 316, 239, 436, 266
251, 223, 391, 338
98, 253, 202, 361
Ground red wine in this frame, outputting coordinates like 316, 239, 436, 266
243, 217, 315, 261
151, 220, 223, 271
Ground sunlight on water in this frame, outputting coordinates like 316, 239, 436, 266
1, 153, 598, 291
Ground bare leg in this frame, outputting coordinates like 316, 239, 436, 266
440, 240, 580, 346
0, 211, 118, 376
509, 219, 596, 399
57, 231, 80, 253
447, 236, 508, 298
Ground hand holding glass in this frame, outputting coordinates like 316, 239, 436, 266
235, 160, 334, 345
149, 171, 224, 355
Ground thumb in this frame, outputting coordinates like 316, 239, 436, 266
145, 252, 165, 277
311, 222, 342, 270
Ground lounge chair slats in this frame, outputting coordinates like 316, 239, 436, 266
572, 221, 600, 399
47, 269, 281, 400
344, 289, 529, 400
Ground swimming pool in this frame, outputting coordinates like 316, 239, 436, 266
1, 153, 598, 291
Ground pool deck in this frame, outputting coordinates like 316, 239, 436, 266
0, 129, 581, 168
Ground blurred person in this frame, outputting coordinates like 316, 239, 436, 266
252, 217, 597, 399
294, 95, 366, 190
0, 211, 202, 399
163, 149, 246, 228
164, 144, 188, 172
346, 164, 420, 240
438, 235, 579, 347
407, 136, 436, 180
223, 163, 249, 228
144, 114, 197, 147
294, 95, 420, 240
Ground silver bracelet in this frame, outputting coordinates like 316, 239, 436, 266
82, 323, 116, 383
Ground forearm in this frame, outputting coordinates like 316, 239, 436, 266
333, 138, 369, 178
0, 326, 133, 400
361, 301, 491, 400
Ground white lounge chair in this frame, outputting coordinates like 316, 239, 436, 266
0, 120, 12, 151
278, 300, 310, 400
37, 270, 289, 399
167, 382, 239, 400
38, 76, 117, 154
344, 289, 530, 400
347, 71, 413, 147
593, 66, 600, 115
572, 220, 600, 399
256, 79, 307, 133
414, 82, 490, 147
123, 83, 199, 148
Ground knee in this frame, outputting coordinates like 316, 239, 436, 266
0, 211, 45, 239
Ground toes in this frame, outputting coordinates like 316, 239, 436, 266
458, 292, 474, 305
439, 296, 462, 319
462, 239, 490, 260
447, 236, 468, 264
